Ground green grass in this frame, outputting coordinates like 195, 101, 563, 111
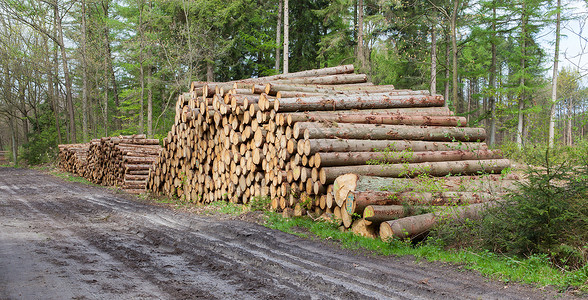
49, 169, 98, 186
263, 212, 587, 293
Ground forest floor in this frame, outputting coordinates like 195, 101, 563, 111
0, 167, 573, 300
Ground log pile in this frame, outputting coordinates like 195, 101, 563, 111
58, 135, 161, 193
147, 64, 513, 240
58, 143, 91, 176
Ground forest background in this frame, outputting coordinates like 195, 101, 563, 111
0, 0, 587, 164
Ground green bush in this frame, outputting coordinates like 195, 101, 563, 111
432, 147, 588, 271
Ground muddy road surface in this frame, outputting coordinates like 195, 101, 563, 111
0, 167, 561, 299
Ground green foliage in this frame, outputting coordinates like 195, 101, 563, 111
432, 145, 588, 273
21, 103, 60, 165
249, 195, 271, 211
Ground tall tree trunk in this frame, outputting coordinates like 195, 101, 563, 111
567, 97, 573, 145
54, 2, 76, 143
81, 0, 89, 141
102, 0, 120, 130
138, 0, 145, 134
548, 0, 560, 148
450, 0, 460, 111
430, 22, 437, 96
275, 0, 282, 72
206, 61, 214, 81
17, 73, 29, 144
9, 116, 17, 164
444, 31, 450, 108
357, 0, 365, 70
283, 0, 289, 74
517, 2, 527, 148
147, 65, 153, 137
488, 6, 497, 146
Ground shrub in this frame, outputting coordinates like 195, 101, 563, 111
432, 146, 588, 270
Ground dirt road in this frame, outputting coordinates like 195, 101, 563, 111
0, 167, 561, 299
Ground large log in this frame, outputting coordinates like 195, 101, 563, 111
284, 108, 455, 125
362, 205, 413, 223
345, 190, 503, 215
275, 94, 445, 112
299, 139, 488, 156
286, 111, 465, 126
314, 150, 503, 168
293, 122, 486, 142
321, 159, 511, 184
379, 203, 493, 240
269, 74, 367, 85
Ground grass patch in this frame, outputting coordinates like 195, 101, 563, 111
49, 169, 98, 186
263, 212, 587, 293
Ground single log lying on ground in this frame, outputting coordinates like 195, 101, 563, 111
379, 203, 494, 240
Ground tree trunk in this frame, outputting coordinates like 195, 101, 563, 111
488, 6, 497, 146
81, 0, 89, 141
275, 0, 282, 72
283, 0, 289, 74
55, 2, 76, 143
147, 65, 153, 137
379, 203, 492, 240
207, 61, 214, 82
287, 111, 465, 126
102, 1, 120, 130
320, 159, 511, 184
138, 0, 145, 135
451, 0, 460, 111
293, 122, 486, 142
314, 149, 502, 168
276, 94, 444, 112
300, 139, 488, 156
333, 173, 518, 208
549, 0, 561, 147
517, 2, 527, 149
444, 30, 450, 108
357, 0, 365, 69
430, 22, 437, 96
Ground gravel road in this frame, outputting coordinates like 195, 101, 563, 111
0, 167, 564, 299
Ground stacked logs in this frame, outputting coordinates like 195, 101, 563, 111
148, 65, 365, 203
58, 135, 161, 193
147, 64, 512, 239
58, 143, 91, 176
332, 173, 520, 239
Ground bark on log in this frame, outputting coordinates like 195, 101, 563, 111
379, 203, 494, 240
345, 190, 503, 215
300, 139, 488, 156
321, 159, 511, 184
293, 122, 486, 142
314, 150, 503, 168
286, 112, 465, 126
275, 94, 445, 112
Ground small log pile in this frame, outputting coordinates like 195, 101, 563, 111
58, 143, 91, 176
0, 151, 9, 165
58, 135, 161, 193
148, 64, 513, 240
